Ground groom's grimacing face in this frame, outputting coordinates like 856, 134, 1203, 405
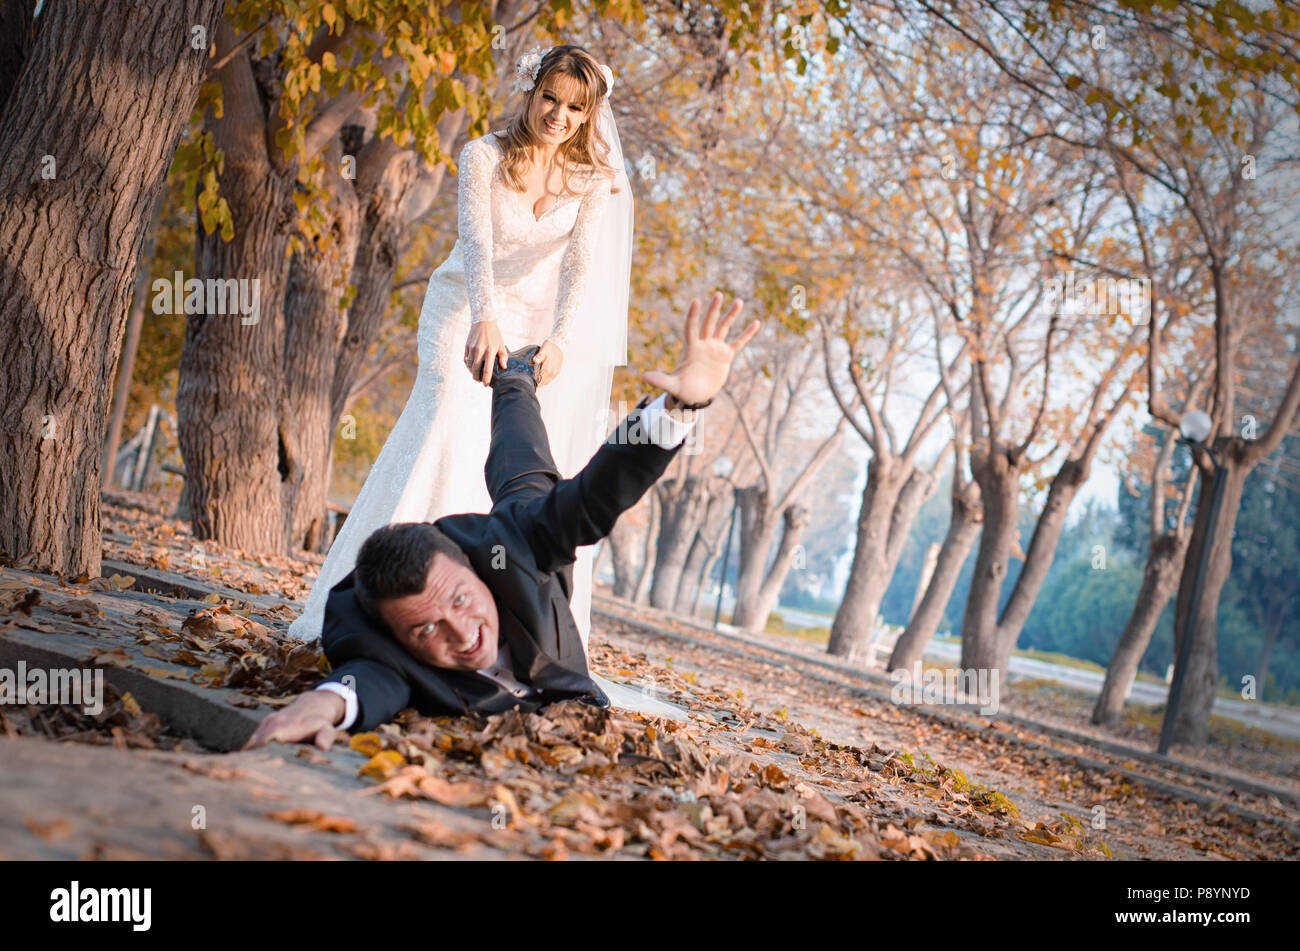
377, 552, 500, 672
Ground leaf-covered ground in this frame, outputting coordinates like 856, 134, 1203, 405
0, 492, 1295, 861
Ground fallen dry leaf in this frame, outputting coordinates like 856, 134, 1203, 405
265, 809, 358, 834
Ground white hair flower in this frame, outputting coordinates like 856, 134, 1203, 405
511, 46, 550, 95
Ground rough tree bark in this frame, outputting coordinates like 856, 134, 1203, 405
959, 286, 1141, 686
908, 541, 941, 621
1092, 426, 1198, 724
731, 448, 839, 633
650, 475, 713, 611
674, 485, 732, 616
180, 4, 521, 556
957, 436, 1023, 674
281, 86, 466, 552
744, 503, 812, 627
1167, 454, 1250, 746
103, 194, 164, 490
826, 455, 911, 656
1157, 264, 1300, 744
0, 0, 225, 576
819, 299, 964, 660
633, 490, 658, 605
281, 137, 361, 553
1092, 532, 1189, 723
889, 470, 982, 671
726, 346, 847, 632
177, 19, 296, 553
606, 509, 642, 600
0, 0, 36, 108
961, 433, 1127, 679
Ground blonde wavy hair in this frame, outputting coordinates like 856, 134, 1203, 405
496, 45, 617, 198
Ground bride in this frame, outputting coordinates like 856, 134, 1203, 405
288, 46, 683, 719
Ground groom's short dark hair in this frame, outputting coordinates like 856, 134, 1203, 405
353, 522, 473, 624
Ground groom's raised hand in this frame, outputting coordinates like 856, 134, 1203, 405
641, 292, 760, 408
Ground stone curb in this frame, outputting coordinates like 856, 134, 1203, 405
101, 559, 300, 615
1, 561, 311, 752
0, 626, 262, 752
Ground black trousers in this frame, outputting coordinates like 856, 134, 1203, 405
484, 373, 561, 506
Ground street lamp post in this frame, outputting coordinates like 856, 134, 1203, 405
1158, 410, 1228, 755
711, 456, 735, 629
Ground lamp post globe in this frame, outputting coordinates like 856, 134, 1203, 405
1179, 410, 1213, 444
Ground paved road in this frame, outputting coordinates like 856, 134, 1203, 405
918, 639, 1300, 742
682, 590, 1300, 741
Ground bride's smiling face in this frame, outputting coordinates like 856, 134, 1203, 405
527, 73, 591, 146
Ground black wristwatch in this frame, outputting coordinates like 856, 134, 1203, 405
666, 396, 713, 411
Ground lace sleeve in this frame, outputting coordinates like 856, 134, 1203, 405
458, 136, 499, 326
546, 171, 614, 351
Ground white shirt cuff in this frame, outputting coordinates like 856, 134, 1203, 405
640, 393, 697, 449
315, 681, 358, 731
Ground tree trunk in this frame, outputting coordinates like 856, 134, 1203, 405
315, 141, 432, 550
281, 141, 360, 553
650, 476, 712, 611
729, 482, 780, 628
909, 542, 941, 622
826, 455, 909, 659
692, 544, 725, 617
0, 0, 37, 109
889, 479, 982, 671
959, 443, 1021, 675
0, 0, 224, 576
991, 456, 1091, 657
1167, 455, 1248, 747
1091, 530, 1189, 724
674, 533, 709, 618
103, 194, 164, 490
738, 503, 812, 631
1255, 610, 1284, 701
674, 485, 730, 616
634, 490, 658, 605
886, 467, 938, 571
177, 20, 296, 554
607, 510, 641, 601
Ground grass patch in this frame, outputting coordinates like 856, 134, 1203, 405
1123, 706, 1300, 751
898, 751, 1022, 819
762, 612, 831, 644
1011, 646, 1107, 674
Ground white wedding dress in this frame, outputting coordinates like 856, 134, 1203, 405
287, 130, 685, 721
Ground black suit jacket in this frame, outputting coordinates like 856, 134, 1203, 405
316, 389, 682, 731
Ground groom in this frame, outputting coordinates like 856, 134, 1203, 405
248, 293, 760, 749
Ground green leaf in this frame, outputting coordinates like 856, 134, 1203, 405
218, 201, 234, 242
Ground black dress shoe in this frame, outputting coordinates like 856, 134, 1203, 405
579, 684, 611, 709
494, 344, 540, 385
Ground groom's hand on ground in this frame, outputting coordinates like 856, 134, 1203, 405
243, 690, 345, 751
641, 292, 760, 408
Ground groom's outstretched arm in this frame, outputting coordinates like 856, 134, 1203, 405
524, 293, 760, 575
524, 397, 690, 573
